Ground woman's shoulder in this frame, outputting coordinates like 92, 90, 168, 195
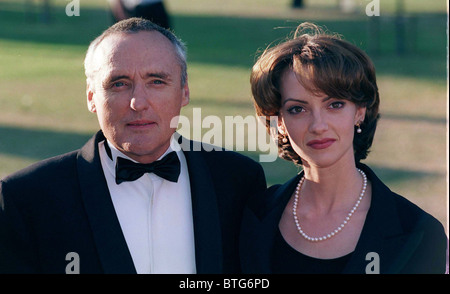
360, 163, 447, 238
390, 191, 446, 237
390, 191, 448, 272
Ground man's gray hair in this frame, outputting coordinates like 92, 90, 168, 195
84, 17, 187, 86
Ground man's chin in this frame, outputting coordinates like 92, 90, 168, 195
121, 142, 171, 163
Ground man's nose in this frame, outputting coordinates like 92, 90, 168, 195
130, 83, 150, 112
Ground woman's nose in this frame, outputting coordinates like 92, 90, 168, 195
309, 112, 328, 134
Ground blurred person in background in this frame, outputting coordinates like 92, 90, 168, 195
109, 0, 171, 30
240, 22, 448, 274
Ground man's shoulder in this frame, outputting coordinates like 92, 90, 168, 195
0, 150, 81, 209
195, 144, 262, 169
1, 150, 79, 186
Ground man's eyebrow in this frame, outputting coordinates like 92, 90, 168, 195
102, 71, 173, 87
102, 74, 129, 88
145, 72, 171, 79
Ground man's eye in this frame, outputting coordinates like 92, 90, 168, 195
113, 81, 125, 88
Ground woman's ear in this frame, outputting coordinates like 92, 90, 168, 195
277, 116, 286, 135
355, 106, 367, 124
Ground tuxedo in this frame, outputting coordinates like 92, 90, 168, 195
0, 131, 267, 274
240, 163, 447, 274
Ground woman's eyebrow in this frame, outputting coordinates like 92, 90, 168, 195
282, 96, 331, 106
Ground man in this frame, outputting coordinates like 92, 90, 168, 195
0, 18, 266, 274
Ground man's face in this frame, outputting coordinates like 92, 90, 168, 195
87, 31, 189, 163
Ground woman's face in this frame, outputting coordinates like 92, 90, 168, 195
278, 69, 366, 169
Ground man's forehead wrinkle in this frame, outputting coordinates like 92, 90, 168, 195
90, 32, 181, 87
90, 40, 113, 75
93, 36, 130, 81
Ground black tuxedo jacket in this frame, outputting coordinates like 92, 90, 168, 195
240, 163, 447, 274
0, 131, 266, 274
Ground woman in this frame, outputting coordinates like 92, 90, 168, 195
240, 23, 448, 274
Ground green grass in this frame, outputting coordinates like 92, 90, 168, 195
0, 0, 447, 232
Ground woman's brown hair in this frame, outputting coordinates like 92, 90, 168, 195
251, 23, 380, 165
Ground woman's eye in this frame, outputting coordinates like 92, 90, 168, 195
287, 106, 305, 114
329, 101, 345, 109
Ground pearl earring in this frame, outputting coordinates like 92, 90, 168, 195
279, 125, 288, 143
356, 123, 362, 134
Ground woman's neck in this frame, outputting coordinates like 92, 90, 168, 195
300, 161, 364, 215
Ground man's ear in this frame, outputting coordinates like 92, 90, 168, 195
86, 80, 96, 113
181, 80, 190, 107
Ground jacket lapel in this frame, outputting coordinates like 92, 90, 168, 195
246, 164, 424, 274
343, 164, 424, 274
77, 131, 136, 274
182, 143, 223, 273
241, 174, 301, 273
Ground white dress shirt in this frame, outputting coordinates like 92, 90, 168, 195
98, 137, 196, 274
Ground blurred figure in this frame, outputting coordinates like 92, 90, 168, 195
292, 0, 304, 9
339, 0, 356, 13
108, 0, 171, 30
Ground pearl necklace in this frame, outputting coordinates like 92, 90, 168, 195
292, 168, 367, 242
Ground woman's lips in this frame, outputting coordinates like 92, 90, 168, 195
307, 138, 336, 150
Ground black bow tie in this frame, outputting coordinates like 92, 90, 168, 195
115, 151, 181, 184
